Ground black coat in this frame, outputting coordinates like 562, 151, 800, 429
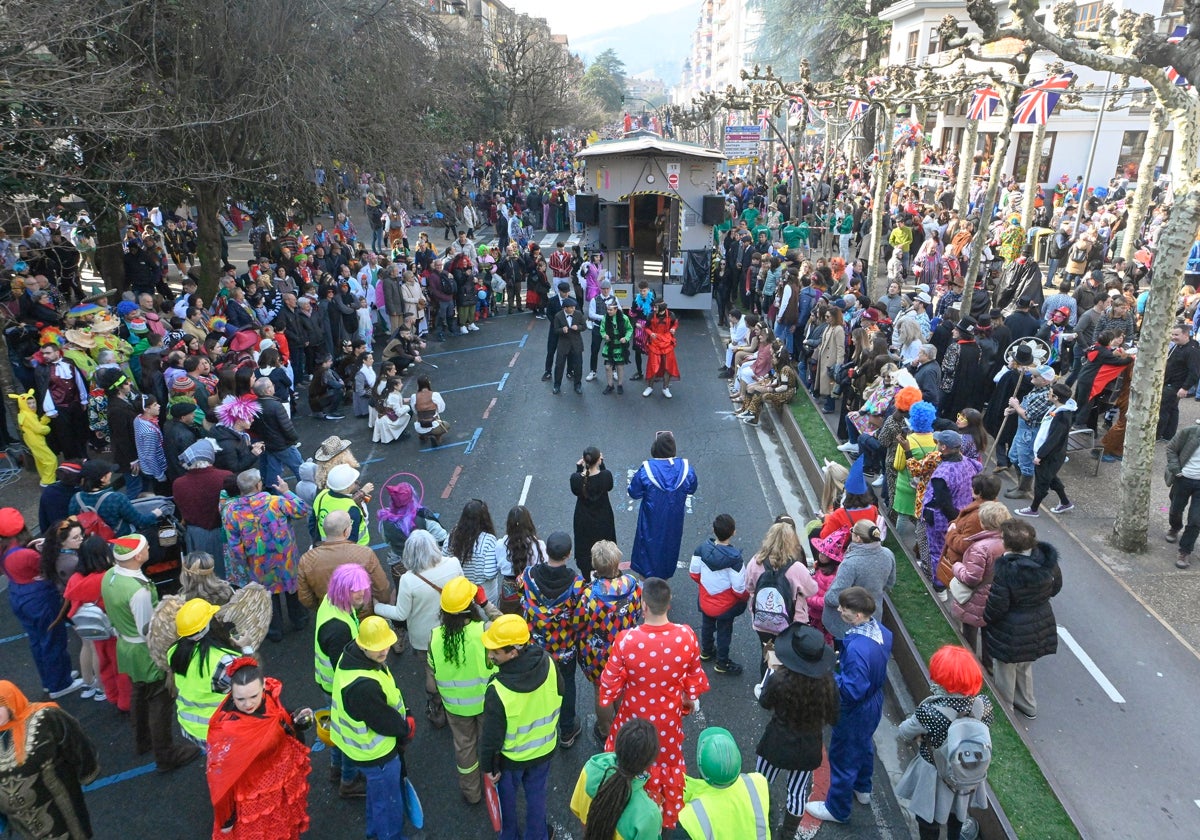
162, 419, 200, 483
983, 542, 1062, 663
211, 425, 259, 474
756, 668, 827, 771
1164, 340, 1200, 393
250, 396, 298, 452
569, 466, 616, 566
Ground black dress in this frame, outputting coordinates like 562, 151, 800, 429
569, 466, 616, 580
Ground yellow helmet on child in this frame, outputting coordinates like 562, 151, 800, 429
440, 576, 477, 614
175, 599, 220, 637
481, 614, 530, 649
356, 616, 398, 652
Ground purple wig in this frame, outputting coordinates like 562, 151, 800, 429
327, 563, 371, 612
378, 482, 419, 535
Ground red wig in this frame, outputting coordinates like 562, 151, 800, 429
929, 645, 983, 696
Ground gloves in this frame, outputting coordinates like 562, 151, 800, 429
405, 714, 417, 741
474, 586, 488, 606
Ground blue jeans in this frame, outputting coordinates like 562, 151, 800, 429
261, 445, 303, 490
773, 320, 795, 357
555, 657, 577, 734
122, 471, 143, 499
498, 761, 551, 840
363, 757, 406, 840
1008, 419, 1036, 477
700, 600, 748, 662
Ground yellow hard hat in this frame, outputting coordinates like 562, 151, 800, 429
175, 598, 220, 637
356, 616, 398, 652
314, 709, 334, 747
481, 614, 530, 650
440, 576, 477, 614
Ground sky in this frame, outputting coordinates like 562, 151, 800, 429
508, 0, 697, 44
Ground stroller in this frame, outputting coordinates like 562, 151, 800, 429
129, 496, 185, 593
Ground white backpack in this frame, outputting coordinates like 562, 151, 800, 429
72, 603, 115, 641
933, 696, 992, 795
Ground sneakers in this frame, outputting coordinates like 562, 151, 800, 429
81, 683, 98, 700
1050, 503, 1074, 514
574, 385, 583, 395
804, 801, 846, 823
836, 441, 859, 453
742, 416, 759, 426
592, 724, 607, 747
339, 777, 368, 798
603, 385, 614, 395
586, 371, 597, 381
324, 413, 345, 421
92, 689, 107, 702
552, 387, 561, 395
1167, 529, 1180, 543
1014, 507, 1039, 517
48, 677, 85, 699
459, 326, 468, 335
1177, 553, 1192, 570
870, 473, 884, 488
534, 313, 548, 320
854, 791, 872, 805
662, 388, 673, 399
468, 323, 480, 331
616, 385, 623, 395
642, 387, 653, 397
541, 372, 552, 381
699, 649, 715, 661
1101, 453, 1123, 462
629, 372, 644, 381
714, 659, 743, 675
558, 725, 582, 749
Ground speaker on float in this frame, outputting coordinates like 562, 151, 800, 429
701, 195, 725, 226
575, 193, 600, 225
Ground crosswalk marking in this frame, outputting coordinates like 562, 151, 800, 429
472, 232, 582, 252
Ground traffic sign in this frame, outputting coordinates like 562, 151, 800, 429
724, 125, 761, 161
667, 172, 679, 189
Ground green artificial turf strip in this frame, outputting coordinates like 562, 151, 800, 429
792, 395, 1081, 839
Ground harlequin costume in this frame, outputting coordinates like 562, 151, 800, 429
206, 667, 311, 840
599, 622, 710, 829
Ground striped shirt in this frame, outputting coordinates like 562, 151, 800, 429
133, 417, 167, 481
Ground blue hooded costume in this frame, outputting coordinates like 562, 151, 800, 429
628, 433, 698, 579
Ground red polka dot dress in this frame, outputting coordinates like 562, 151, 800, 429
599, 621, 710, 828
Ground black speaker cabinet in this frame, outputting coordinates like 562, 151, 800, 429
575, 193, 599, 225
701, 195, 725, 226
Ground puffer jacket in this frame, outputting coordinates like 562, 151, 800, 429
940, 499, 984, 571
983, 541, 1062, 663
949, 529, 1004, 628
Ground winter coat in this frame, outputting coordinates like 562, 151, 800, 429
816, 324, 845, 396
822, 541, 896, 640
628, 457, 698, 579
689, 539, 748, 617
939, 499, 984, 572
983, 541, 1062, 663
948, 529, 1004, 628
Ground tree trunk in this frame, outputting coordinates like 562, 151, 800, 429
1112, 106, 1200, 552
92, 203, 126, 293
868, 105, 894, 300
1021, 123, 1045, 228
966, 91, 1018, 288
1120, 104, 1167, 264
193, 183, 224, 302
954, 120, 979, 213
904, 104, 925, 184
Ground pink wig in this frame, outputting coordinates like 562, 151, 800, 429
327, 563, 371, 612
929, 645, 983, 696
214, 394, 261, 427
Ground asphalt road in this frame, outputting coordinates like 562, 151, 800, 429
0, 296, 915, 838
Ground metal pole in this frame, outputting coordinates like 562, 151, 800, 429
1078, 70, 1111, 219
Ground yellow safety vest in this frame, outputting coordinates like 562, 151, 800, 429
314, 598, 359, 694
677, 773, 771, 840
313, 490, 370, 546
330, 660, 406, 762
492, 656, 560, 762
428, 621, 491, 718
168, 642, 237, 743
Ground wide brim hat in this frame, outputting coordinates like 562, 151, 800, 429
64, 328, 96, 348
774, 623, 836, 677
314, 436, 353, 462
229, 329, 259, 353
89, 315, 120, 333
82, 288, 117, 303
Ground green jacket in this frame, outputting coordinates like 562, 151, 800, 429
1166, 422, 1200, 486
101, 567, 163, 683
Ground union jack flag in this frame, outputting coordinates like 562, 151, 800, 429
789, 97, 805, 117
967, 87, 1001, 120
757, 108, 772, 129
1167, 26, 1189, 86
846, 99, 869, 121
864, 76, 885, 95
1013, 72, 1073, 125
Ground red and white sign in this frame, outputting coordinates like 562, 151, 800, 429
666, 162, 680, 190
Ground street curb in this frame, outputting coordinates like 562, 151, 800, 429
768, 396, 1030, 840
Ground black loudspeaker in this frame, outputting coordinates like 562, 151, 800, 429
575, 193, 599, 225
702, 195, 725, 226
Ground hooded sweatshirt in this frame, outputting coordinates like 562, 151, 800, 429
689, 538, 748, 616
479, 644, 563, 773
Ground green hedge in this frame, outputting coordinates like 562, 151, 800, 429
790, 397, 1080, 840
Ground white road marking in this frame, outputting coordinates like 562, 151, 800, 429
1057, 625, 1126, 703
518, 474, 532, 507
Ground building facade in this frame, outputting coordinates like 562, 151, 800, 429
674, 0, 764, 103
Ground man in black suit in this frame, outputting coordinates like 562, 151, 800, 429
1159, 324, 1200, 440
551, 297, 585, 395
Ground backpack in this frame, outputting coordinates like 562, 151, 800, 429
933, 696, 993, 795
72, 602, 115, 641
74, 491, 117, 541
751, 560, 796, 635
439, 273, 455, 296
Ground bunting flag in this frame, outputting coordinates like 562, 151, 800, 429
847, 99, 869, 121
757, 108, 772, 130
1167, 26, 1189, 86
1013, 72, 1073, 125
967, 87, 1001, 120
864, 76, 885, 95
788, 96, 806, 117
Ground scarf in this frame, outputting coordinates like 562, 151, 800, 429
846, 617, 884, 646
0, 680, 58, 765
206, 677, 291, 829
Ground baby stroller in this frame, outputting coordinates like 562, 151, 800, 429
129, 495, 184, 593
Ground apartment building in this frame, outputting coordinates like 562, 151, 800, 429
674, 0, 764, 103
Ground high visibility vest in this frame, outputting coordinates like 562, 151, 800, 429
168, 642, 236, 743
330, 661, 406, 762
313, 490, 370, 546
428, 622, 491, 718
492, 657, 560, 762
677, 773, 771, 840
314, 598, 359, 694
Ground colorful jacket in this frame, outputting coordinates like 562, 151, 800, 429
688, 539, 748, 616
221, 491, 310, 593
520, 563, 584, 664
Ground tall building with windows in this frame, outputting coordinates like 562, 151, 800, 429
674, 0, 764, 103
879, 0, 1180, 192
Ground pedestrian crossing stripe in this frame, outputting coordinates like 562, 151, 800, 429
475, 233, 582, 251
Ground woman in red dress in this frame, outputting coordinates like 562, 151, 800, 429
642, 302, 680, 399
206, 657, 312, 840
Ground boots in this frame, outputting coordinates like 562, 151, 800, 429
774, 812, 801, 840
1005, 475, 1033, 499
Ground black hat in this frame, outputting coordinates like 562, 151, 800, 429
955, 317, 976, 334
1016, 296, 1033, 309
545, 531, 572, 560
774, 624, 836, 677
1012, 344, 1035, 366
